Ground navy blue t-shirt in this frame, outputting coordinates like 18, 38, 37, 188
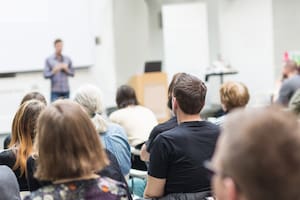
148, 121, 220, 195
146, 116, 177, 152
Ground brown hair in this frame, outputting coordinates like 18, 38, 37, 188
220, 107, 300, 200
35, 100, 108, 181
116, 85, 138, 109
220, 81, 249, 112
173, 73, 206, 114
54, 39, 62, 46
9, 100, 45, 176
21, 92, 47, 105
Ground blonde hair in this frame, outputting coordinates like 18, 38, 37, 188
9, 100, 46, 176
220, 81, 250, 111
35, 100, 108, 181
73, 84, 107, 133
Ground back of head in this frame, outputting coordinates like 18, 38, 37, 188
9, 100, 46, 175
20, 92, 47, 105
116, 85, 138, 109
35, 100, 108, 181
219, 81, 249, 112
167, 73, 184, 110
73, 84, 107, 133
218, 107, 300, 200
284, 60, 299, 75
173, 73, 206, 114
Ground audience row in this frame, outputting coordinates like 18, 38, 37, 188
0, 62, 300, 200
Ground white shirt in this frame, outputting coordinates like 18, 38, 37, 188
109, 105, 158, 146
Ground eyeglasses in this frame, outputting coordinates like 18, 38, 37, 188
203, 160, 226, 179
203, 160, 242, 192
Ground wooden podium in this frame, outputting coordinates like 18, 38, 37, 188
128, 72, 169, 122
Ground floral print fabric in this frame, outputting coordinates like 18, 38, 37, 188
24, 177, 129, 200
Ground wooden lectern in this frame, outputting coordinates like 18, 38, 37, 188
128, 72, 169, 122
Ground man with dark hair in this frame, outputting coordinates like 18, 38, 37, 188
140, 73, 182, 162
44, 39, 74, 102
209, 106, 300, 200
144, 73, 219, 199
276, 60, 300, 106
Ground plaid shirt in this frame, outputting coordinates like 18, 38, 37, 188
44, 54, 75, 92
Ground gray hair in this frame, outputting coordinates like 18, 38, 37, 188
73, 84, 107, 133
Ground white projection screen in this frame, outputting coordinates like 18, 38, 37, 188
162, 2, 209, 80
0, 0, 95, 73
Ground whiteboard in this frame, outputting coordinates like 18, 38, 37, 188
0, 0, 95, 73
162, 2, 209, 80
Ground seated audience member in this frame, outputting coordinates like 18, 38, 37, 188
73, 84, 131, 176
26, 145, 132, 200
276, 60, 300, 106
208, 106, 300, 200
0, 100, 45, 191
0, 165, 21, 200
212, 81, 249, 126
109, 85, 158, 147
3, 91, 47, 149
24, 100, 128, 200
140, 73, 182, 162
144, 73, 220, 199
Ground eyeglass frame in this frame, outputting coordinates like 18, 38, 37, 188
203, 160, 242, 192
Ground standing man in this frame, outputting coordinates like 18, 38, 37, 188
44, 39, 75, 102
144, 73, 220, 199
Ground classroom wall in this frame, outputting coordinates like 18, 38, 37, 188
218, 0, 275, 105
273, 0, 300, 78
113, 0, 149, 86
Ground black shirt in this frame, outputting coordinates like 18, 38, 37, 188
0, 149, 28, 191
146, 116, 177, 152
148, 121, 219, 195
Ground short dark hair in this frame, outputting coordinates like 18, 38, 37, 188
35, 100, 108, 181
167, 73, 184, 110
116, 85, 138, 109
221, 106, 300, 200
54, 39, 62, 46
173, 73, 206, 114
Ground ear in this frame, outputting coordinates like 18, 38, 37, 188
172, 97, 178, 110
223, 178, 239, 200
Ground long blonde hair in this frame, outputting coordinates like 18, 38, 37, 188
9, 100, 46, 176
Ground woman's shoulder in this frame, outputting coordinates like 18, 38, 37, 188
25, 177, 128, 200
96, 176, 128, 195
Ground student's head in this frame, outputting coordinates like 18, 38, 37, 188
282, 60, 298, 77
219, 81, 249, 112
35, 100, 108, 181
172, 73, 206, 115
167, 73, 184, 110
9, 100, 46, 176
73, 84, 108, 133
116, 85, 138, 109
211, 107, 300, 200
54, 38, 63, 55
20, 91, 47, 105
